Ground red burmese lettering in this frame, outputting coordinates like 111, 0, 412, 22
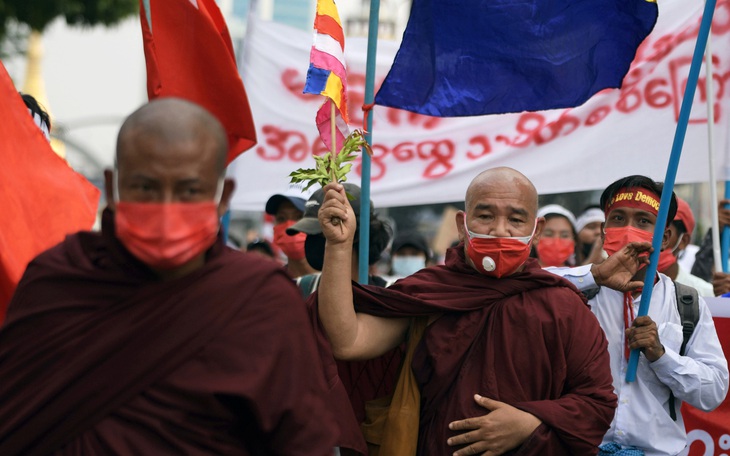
616, 86, 642, 114
644, 78, 672, 108
417, 140, 454, 179
356, 144, 388, 181
392, 142, 416, 161
281, 68, 310, 101
466, 135, 492, 159
254, 125, 312, 162
256, 125, 287, 161
713, 0, 730, 35
585, 106, 611, 126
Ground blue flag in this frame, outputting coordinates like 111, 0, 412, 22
375, 0, 658, 117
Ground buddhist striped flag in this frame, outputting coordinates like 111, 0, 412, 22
303, 0, 349, 153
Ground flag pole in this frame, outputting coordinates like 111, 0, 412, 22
358, 0, 381, 284
705, 30, 723, 273
626, 0, 717, 382
331, 102, 337, 182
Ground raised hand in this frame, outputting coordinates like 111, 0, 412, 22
317, 183, 357, 246
591, 241, 653, 292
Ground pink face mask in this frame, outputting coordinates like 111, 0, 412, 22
536, 237, 575, 267
115, 201, 220, 270
463, 219, 536, 278
657, 236, 684, 273
602, 226, 653, 257
273, 220, 307, 261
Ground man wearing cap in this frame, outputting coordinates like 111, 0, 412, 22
575, 206, 606, 265
552, 175, 728, 456
286, 183, 392, 287
312, 167, 621, 455
656, 197, 713, 297
0, 98, 337, 455
389, 231, 433, 278
265, 185, 317, 278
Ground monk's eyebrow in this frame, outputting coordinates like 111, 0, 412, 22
474, 203, 528, 217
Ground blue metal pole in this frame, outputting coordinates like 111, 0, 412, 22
626, 0, 717, 382
221, 210, 231, 245
358, 0, 381, 285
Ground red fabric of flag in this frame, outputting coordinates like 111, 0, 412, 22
0, 63, 100, 321
140, 0, 256, 164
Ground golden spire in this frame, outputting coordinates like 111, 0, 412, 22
22, 30, 66, 159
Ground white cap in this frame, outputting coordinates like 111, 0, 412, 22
537, 204, 577, 231
575, 208, 605, 233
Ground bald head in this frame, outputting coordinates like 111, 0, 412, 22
465, 167, 538, 216
116, 98, 228, 175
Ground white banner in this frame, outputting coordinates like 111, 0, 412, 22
229, 0, 730, 210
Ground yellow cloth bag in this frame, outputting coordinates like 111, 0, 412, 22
361, 317, 428, 456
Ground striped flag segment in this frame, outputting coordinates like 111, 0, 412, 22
304, 0, 349, 153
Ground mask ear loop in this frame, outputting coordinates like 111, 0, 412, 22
112, 166, 120, 204
214, 177, 225, 203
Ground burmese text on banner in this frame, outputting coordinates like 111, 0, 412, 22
229, 0, 730, 211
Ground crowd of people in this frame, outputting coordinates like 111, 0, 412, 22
0, 97, 728, 455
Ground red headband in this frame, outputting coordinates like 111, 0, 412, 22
605, 187, 660, 216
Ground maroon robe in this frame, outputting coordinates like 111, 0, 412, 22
313, 246, 616, 456
0, 210, 337, 455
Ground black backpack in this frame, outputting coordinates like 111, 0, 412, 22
670, 281, 699, 420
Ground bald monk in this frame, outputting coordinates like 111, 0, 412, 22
315, 168, 619, 455
0, 98, 336, 455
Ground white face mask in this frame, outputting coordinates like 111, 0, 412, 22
392, 255, 426, 277
466, 218, 538, 244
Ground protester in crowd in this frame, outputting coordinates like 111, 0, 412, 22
287, 183, 393, 292
313, 167, 618, 455
575, 205, 606, 265
552, 175, 728, 456
533, 204, 577, 267
691, 198, 730, 295
389, 231, 433, 278
0, 98, 337, 455
265, 185, 316, 278
657, 197, 713, 297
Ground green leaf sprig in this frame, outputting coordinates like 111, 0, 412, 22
289, 130, 372, 191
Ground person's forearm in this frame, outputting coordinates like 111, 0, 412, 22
318, 241, 358, 358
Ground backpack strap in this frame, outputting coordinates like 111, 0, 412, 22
668, 281, 700, 421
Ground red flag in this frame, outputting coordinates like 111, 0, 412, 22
0, 62, 100, 321
140, 0, 257, 164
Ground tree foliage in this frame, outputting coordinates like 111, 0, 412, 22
0, 0, 139, 41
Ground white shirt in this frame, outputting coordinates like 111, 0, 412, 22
675, 266, 714, 298
550, 266, 729, 456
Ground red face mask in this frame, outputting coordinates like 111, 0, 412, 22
657, 236, 683, 273
464, 219, 535, 278
115, 201, 220, 270
536, 237, 575, 267
602, 226, 653, 257
273, 220, 307, 261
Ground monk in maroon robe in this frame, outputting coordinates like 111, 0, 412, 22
0, 98, 336, 455
314, 168, 618, 456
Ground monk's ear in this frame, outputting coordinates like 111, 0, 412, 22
103, 169, 115, 211
455, 211, 466, 243
600, 222, 606, 243
661, 224, 672, 251
533, 216, 546, 241
217, 178, 236, 219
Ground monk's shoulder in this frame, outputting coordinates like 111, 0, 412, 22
526, 284, 591, 316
